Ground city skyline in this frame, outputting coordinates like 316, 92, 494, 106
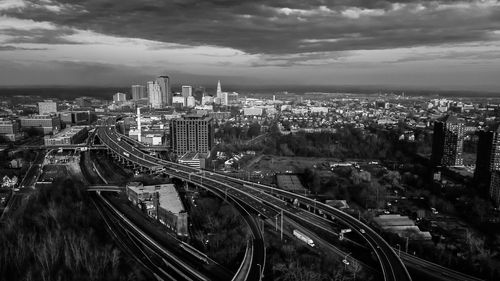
0, 1, 500, 91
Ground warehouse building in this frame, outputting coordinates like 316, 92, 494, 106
43, 126, 88, 146
126, 182, 188, 237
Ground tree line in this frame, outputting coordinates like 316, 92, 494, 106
0, 178, 150, 281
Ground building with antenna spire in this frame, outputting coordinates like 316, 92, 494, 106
216, 80, 222, 99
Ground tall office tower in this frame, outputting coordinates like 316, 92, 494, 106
131, 85, 146, 100
148, 81, 162, 108
441, 115, 464, 166
216, 80, 222, 99
170, 115, 214, 156
113, 92, 127, 103
156, 75, 172, 106
181, 86, 192, 98
474, 130, 494, 194
489, 127, 500, 206
38, 101, 58, 115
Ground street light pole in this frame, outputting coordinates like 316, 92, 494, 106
257, 263, 262, 281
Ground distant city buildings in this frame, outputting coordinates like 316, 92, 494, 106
38, 101, 58, 115
170, 114, 214, 156
157, 75, 172, 106
181, 85, 192, 98
216, 80, 222, 99
131, 85, 147, 100
147, 76, 172, 108
113, 92, 127, 103
59, 111, 89, 125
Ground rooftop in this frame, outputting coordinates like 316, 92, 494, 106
127, 182, 185, 214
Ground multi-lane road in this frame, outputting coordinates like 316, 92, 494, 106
97, 117, 486, 281
96, 119, 412, 281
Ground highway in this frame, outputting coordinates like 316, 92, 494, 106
94, 191, 212, 281
96, 119, 410, 281
97, 117, 486, 281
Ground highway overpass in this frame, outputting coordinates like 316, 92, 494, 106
96, 118, 412, 281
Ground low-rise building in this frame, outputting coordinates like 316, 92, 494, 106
178, 151, 208, 168
373, 214, 431, 240
20, 115, 61, 135
0, 119, 22, 141
126, 182, 188, 236
43, 126, 88, 146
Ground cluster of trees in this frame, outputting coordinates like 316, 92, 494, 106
260, 125, 413, 160
189, 196, 249, 270
215, 122, 262, 142
303, 167, 388, 209
0, 179, 149, 281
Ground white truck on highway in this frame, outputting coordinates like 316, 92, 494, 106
123, 152, 130, 157
293, 229, 315, 247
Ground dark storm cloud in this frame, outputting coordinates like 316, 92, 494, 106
3, 0, 500, 54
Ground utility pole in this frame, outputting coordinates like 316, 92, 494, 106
280, 209, 283, 241
405, 236, 409, 253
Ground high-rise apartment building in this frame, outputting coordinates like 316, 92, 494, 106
131, 85, 147, 100
431, 115, 464, 167
38, 101, 58, 115
170, 115, 214, 156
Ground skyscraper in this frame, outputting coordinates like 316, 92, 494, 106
442, 115, 464, 166
148, 81, 162, 108
156, 76, 172, 106
490, 126, 500, 206
474, 130, 494, 194
182, 85, 192, 98
216, 80, 222, 99
131, 85, 147, 100
431, 115, 464, 167
170, 115, 214, 156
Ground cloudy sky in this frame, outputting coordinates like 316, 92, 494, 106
1, 0, 500, 91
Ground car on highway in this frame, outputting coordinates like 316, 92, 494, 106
359, 229, 366, 234
342, 259, 349, 265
